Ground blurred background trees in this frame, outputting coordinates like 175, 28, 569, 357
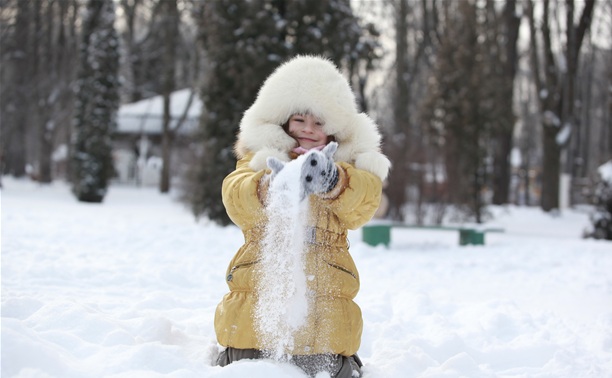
1, 0, 610, 224
526, 0, 596, 212
1, 0, 80, 182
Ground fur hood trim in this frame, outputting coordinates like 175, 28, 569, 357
235, 55, 390, 181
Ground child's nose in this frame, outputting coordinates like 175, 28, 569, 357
304, 120, 316, 132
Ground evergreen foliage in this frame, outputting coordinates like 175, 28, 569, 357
71, 0, 120, 203
185, 0, 380, 225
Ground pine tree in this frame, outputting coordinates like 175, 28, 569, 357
183, 0, 284, 225
71, 0, 120, 203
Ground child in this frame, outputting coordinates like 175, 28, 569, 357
214, 56, 390, 377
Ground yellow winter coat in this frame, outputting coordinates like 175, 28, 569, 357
214, 153, 382, 357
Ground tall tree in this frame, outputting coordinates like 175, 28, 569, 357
35, 1, 80, 183
71, 0, 120, 203
386, 0, 411, 221
568, 14, 612, 202
183, 0, 281, 224
422, 0, 494, 222
118, 0, 163, 102
526, 0, 596, 211
118, 0, 146, 102
1, 0, 80, 181
381, 0, 444, 223
1, 0, 32, 177
488, 0, 521, 205
117, 0, 199, 103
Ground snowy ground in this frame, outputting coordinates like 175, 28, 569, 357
2, 177, 611, 378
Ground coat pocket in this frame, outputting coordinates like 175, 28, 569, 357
227, 259, 260, 282
324, 260, 357, 280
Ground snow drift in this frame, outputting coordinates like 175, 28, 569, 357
2, 178, 612, 377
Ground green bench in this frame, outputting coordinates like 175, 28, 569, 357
362, 223, 505, 247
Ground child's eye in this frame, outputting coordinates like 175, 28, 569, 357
293, 117, 304, 122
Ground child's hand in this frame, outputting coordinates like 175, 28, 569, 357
301, 142, 339, 197
266, 156, 285, 180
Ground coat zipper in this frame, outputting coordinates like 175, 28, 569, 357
227, 260, 260, 282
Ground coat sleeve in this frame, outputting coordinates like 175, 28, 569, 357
322, 162, 383, 230
222, 155, 267, 229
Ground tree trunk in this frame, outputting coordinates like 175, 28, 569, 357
159, 0, 178, 194
541, 125, 561, 211
492, 0, 520, 205
37, 0, 53, 183
6, 0, 31, 177
527, 0, 595, 211
386, 0, 410, 221
161, 95, 172, 193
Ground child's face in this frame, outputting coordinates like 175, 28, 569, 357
288, 114, 328, 149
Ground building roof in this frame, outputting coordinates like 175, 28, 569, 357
117, 89, 203, 135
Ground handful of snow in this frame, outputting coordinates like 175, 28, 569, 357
267, 142, 339, 201
254, 154, 311, 361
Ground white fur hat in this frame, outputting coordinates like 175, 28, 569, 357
235, 55, 390, 181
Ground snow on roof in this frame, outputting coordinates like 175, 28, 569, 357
117, 89, 203, 135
